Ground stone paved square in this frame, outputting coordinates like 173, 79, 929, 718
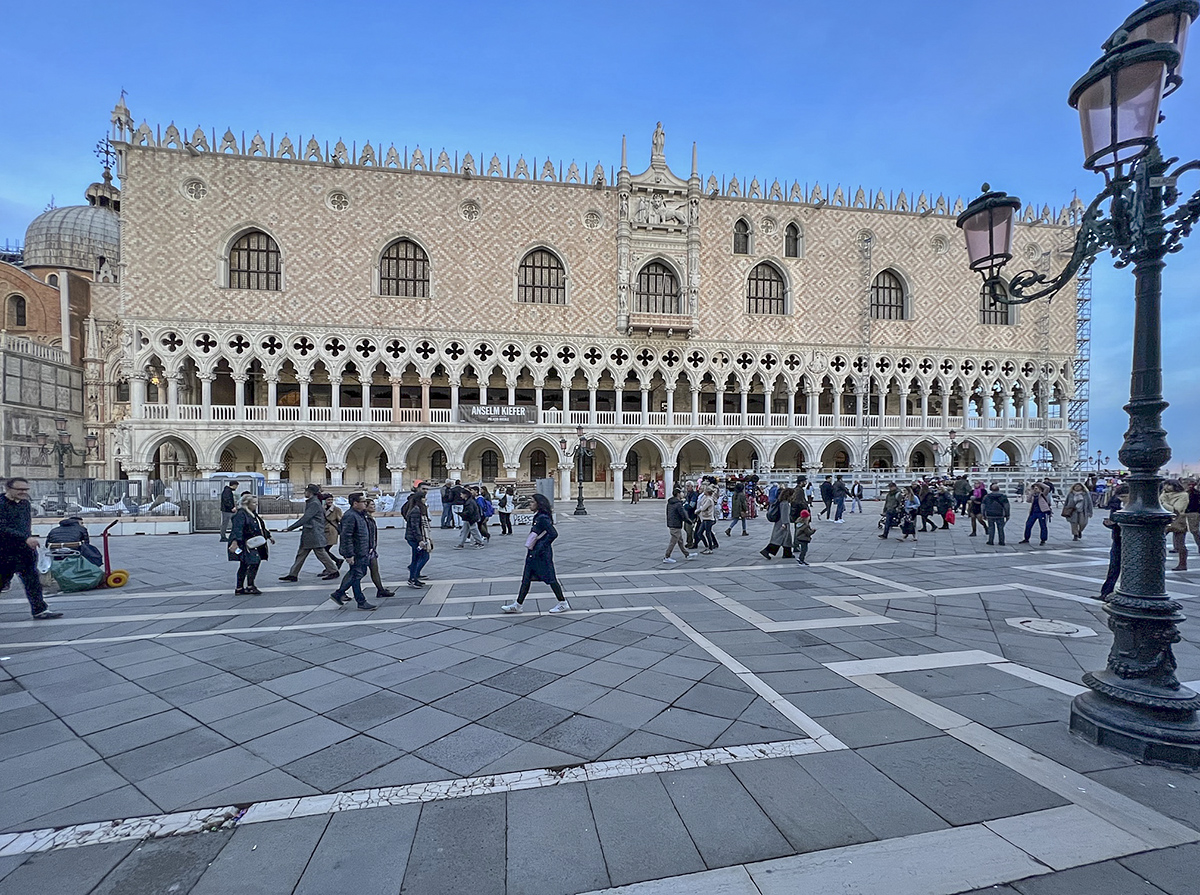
0, 500, 1197, 893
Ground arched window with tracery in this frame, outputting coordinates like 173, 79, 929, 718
785, 223, 803, 258
634, 262, 681, 314
733, 218, 751, 254
746, 263, 786, 315
228, 230, 281, 290
517, 249, 566, 304
980, 281, 1012, 325
430, 450, 447, 481
220, 448, 236, 472
481, 449, 499, 481
530, 449, 547, 480
379, 239, 430, 297
7, 295, 26, 327
869, 269, 907, 320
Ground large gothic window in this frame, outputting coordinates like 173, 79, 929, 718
980, 281, 1012, 325
785, 223, 803, 258
517, 249, 566, 304
746, 263, 786, 315
430, 449, 447, 481
869, 269, 907, 320
228, 230, 281, 290
634, 262, 682, 314
733, 218, 751, 254
530, 449, 547, 480
481, 449, 499, 481
380, 239, 430, 297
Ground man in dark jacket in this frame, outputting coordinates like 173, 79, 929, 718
878, 483, 903, 539
831, 475, 849, 522
953, 476, 972, 514
280, 484, 340, 581
328, 493, 376, 610
819, 476, 834, 520
0, 477, 62, 619
219, 481, 238, 542
935, 486, 954, 530
664, 489, 693, 562
982, 484, 1011, 546
455, 486, 486, 548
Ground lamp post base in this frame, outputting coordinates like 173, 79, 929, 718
1070, 690, 1200, 768
573, 505, 588, 516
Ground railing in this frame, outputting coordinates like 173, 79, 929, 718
794, 414, 809, 427
818, 414, 836, 427
278, 406, 300, 422
178, 404, 203, 421
648, 412, 667, 426
569, 411, 589, 425
746, 413, 766, 427
341, 408, 363, 423
212, 405, 236, 421
143, 404, 169, 420
595, 411, 616, 425
308, 407, 332, 422
245, 406, 268, 422
906, 417, 924, 428
698, 413, 717, 427
370, 408, 393, 423
622, 411, 642, 426
769, 414, 789, 427
965, 417, 982, 429
0, 333, 68, 364
948, 416, 965, 428
542, 410, 564, 425
883, 415, 900, 428
672, 412, 692, 426
430, 408, 452, 423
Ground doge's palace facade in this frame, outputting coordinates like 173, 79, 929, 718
91, 100, 1079, 498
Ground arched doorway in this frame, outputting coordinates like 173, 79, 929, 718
215, 435, 265, 476
820, 440, 852, 471
725, 439, 759, 472
344, 437, 388, 488
281, 436, 327, 485
772, 439, 807, 472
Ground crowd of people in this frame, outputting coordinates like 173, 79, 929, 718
7, 469, 1199, 622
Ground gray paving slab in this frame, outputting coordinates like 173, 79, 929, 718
415, 722, 525, 775
1087, 763, 1200, 829
188, 814, 330, 895
1118, 842, 1200, 895
643, 707, 733, 747
244, 716, 356, 764
1009, 859, 1170, 894
400, 793, 507, 895
23, 784, 164, 831
106, 726, 234, 782
507, 784, 611, 895
535, 715, 634, 760
587, 774, 706, 887
579, 689, 669, 728
814, 707, 944, 748
479, 697, 575, 740
134, 746, 277, 811
282, 733, 403, 789
674, 681, 757, 720
293, 804, 420, 895
89, 829, 234, 895
858, 736, 1070, 826
208, 699, 315, 741
368, 705, 469, 752
662, 764, 793, 866
0, 840, 136, 895
0, 761, 132, 831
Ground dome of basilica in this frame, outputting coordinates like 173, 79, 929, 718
23, 170, 121, 273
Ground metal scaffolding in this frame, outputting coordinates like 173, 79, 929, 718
1069, 263, 1093, 469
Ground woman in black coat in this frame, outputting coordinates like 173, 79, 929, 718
500, 493, 569, 614
228, 494, 273, 595
917, 484, 937, 532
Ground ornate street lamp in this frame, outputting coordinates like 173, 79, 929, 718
37, 419, 97, 514
559, 425, 597, 516
956, 0, 1200, 765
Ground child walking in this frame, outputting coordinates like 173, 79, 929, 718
794, 509, 815, 565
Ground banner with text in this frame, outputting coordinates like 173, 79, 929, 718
458, 404, 538, 425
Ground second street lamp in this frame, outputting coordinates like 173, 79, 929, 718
559, 426, 596, 516
956, 0, 1200, 765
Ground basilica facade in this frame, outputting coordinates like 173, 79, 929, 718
56, 101, 1080, 498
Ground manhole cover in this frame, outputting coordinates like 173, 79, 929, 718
1005, 617, 1096, 638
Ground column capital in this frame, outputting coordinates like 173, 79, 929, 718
503, 463, 521, 472
296, 374, 312, 384
609, 463, 627, 471
231, 373, 248, 383
264, 373, 279, 384
419, 377, 432, 386
263, 463, 286, 473
387, 464, 407, 472
325, 463, 347, 473
196, 372, 215, 382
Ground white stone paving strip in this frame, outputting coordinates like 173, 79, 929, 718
0, 605, 661, 651
1007, 584, 1104, 606
0, 738, 822, 855
824, 650, 1005, 677
579, 803, 1191, 895
987, 662, 1089, 696
439, 585, 692, 606
654, 606, 847, 751
822, 562, 923, 592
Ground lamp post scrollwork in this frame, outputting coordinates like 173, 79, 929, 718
37, 418, 99, 514
559, 426, 597, 516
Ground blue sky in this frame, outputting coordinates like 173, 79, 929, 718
3, 1, 1198, 471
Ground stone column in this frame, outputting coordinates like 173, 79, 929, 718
691, 387, 700, 428
124, 464, 152, 500
391, 378, 402, 420
504, 462, 521, 483
610, 463, 625, 501
420, 378, 431, 424
615, 387, 624, 424
1001, 390, 1011, 424
786, 389, 795, 428
199, 373, 214, 421
450, 382, 460, 421
507, 384, 516, 406
330, 377, 342, 416
266, 375, 279, 422
739, 389, 748, 428
641, 388, 650, 427
361, 378, 372, 416
298, 375, 310, 422
448, 465, 464, 486
233, 374, 247, 421
558, 464, 573, 502
130, 374, 147, 420
920, 387, 929, 426
166, 374, 180, 419
588, 387, 597, 426
665, 388, 675, 426
899, 387, 908, 428
806, 387, 818, 423
716, 387, 725, 427
561, 384, 571, 417
263, 463, 284, 489
389, 464, 406, 491
855, 384, 865, 428
663, 464, 676, 497
327, 464, 346, 486
535, 385, 545, 422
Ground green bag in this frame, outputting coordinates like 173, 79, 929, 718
51, 554, 104, 592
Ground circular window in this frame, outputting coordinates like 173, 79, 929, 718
931, 235, 949, 255
327, 191, 350, 212
761, 217, 778, 236
460, 200, 482, 222
584, 210, 602, 230
183, 179, 207, 200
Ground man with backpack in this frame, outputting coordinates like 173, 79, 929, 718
455, 486, 486, 548
439, 479, 455, 529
